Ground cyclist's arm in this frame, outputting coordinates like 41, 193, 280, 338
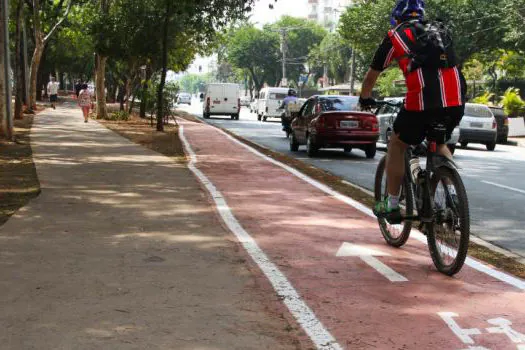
361, 35, 395, 99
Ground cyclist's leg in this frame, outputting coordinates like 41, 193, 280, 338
388, 108, 426, 196
386, 134, 408, 197
436, 106, 464, 160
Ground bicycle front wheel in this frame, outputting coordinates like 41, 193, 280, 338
427, 166, 470, 276
374, 155, 414, 247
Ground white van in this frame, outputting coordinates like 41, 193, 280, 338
202, 83, 241, 120
257, 87, 290, 122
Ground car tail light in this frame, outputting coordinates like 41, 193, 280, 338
492, 121, 497, 129
362, 116, 379, 132
206, 97, 210, 107
504, 118, 509, 126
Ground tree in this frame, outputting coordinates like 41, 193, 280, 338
225, 25, 281, 91
267, 16, 327, 86
500, 87, 525, 117
28, 0, 73, 110
339, 0, 508, 65
377, 68, 405, 97
0, 0, 12, 139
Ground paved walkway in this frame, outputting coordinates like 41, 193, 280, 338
0, 105, 299, 349
179, 118, 525, 350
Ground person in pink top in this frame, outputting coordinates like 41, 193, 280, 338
78, 84, 92, 123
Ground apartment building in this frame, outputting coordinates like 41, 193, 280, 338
307, 0, 354, 31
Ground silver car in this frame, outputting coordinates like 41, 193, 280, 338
177, 92, 192, 105
459, 103, 497, 151
376, 98, 460, 154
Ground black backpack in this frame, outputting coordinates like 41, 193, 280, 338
397, 19, 458, 72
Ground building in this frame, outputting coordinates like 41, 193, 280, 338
307, 0, 354, 32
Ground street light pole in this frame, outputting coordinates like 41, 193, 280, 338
1, 0, 13, 140
280, 29, 287, 87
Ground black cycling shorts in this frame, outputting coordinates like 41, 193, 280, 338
393, 106, 465, 146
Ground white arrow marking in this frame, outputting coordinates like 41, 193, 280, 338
336, 243, 408, 282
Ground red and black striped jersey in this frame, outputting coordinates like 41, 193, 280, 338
370, 22, 467, 112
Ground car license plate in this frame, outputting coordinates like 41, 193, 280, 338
470, 122, 483, 128
340, 120, 359, 128
213, 100, 221, 104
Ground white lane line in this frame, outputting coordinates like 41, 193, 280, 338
178, 125, 342, 350
202, 122, 525, 291
336, 242, 408, 282
482, 181, 525, 195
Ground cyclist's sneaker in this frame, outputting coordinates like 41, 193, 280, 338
374, 199, 403, 224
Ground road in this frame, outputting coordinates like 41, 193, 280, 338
178, 99, 525, 259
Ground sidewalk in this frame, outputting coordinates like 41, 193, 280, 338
0, 104, 299, 349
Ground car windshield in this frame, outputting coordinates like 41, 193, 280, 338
319, 97, 359, 112
465, 105, 492, 118
269, 93, 287, 100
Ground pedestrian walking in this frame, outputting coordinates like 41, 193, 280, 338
47, 77, 59, 109
78, 84, 92, 123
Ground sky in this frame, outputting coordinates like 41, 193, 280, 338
183, 0, 309, 75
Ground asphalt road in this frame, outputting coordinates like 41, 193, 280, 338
178, 99, 525, 259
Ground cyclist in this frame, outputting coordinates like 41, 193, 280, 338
359, 0, 467, 223
280, 89, 298, 132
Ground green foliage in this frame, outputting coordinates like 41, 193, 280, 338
179, 73, 213, 94
338, 0, 508, 65
472, 92, 495, 105
376, 68, 406, 97
500, 88, 525, 117
106, 111, 130, 121
308, 33, 353, 84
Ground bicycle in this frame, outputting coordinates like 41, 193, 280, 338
372, 101, 470, 276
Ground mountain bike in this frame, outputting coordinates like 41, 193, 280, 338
373, 101, 470, 276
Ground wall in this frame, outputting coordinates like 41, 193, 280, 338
509, 117, 525, 137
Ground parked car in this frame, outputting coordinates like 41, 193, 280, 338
257, 87, 289, 121
459, 103, 497, 151
240, 95, 251, 107
375, 98, 460, 154
202, 83, 241, 120
289, 95, 379, 158
177, 92, 192, 105
488, 106, 509, 144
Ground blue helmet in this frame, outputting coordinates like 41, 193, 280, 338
391, 0, 425, 26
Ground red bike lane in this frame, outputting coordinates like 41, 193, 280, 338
179, 119, 525, 350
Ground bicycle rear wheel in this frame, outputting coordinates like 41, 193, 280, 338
374, 156, 414, 247
427, 166, 470, 276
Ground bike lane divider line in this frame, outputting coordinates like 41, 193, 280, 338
336, 242, 408, 282
178, 125, 342, 350
207, 123, 525, 291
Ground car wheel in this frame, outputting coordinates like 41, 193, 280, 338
365, 144, 377, 159
460, 141, 468, 148
447, 144, 456, 155
290, 132, 299, 152
306, 134, 317, 157
257, 114, 262, 121
231, 115, 235, 120
263, 116, 267, 122
203, 113, 210, 119
343, 146, 353, 153
486, 142, 496, 151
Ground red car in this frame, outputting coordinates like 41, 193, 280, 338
289, 95, 379, 159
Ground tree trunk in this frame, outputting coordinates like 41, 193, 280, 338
95, 54, 108, 119
156, 1, 171, 132
124, 78, 131, 112
0, 0, 12, 140
14, 0, 24, 120
29, 38, 44, 109
128, 91, 136, 115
